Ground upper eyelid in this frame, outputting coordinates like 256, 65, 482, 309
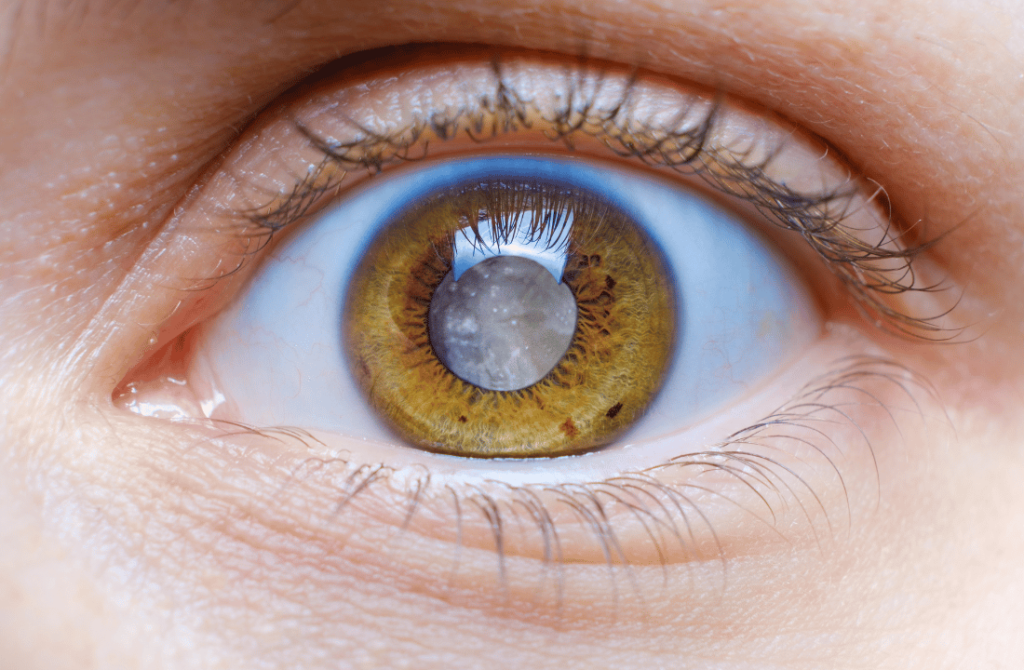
221, 50, 949, 340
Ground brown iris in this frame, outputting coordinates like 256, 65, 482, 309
344, 177, 676, 458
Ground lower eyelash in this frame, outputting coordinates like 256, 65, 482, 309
234, 355, 937, 614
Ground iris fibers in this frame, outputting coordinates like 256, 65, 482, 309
344, 177, 676, 458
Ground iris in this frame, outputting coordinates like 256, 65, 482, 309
344, 174, 676, 457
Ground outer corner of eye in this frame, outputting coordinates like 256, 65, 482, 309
146, 149, 822, 464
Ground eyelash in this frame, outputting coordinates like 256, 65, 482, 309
148, 50, 950, 602
261, 356, 928, 608
233, 54, 944, 338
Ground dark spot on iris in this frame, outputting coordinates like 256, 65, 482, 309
560, 417, 578, 438
604, 274, 616, 290
458, 415, 467, 423
605, 402, 623, 419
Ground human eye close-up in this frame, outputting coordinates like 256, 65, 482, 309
2, 2, 1024, 669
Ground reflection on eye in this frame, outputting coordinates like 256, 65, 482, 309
188, 155, 816, 457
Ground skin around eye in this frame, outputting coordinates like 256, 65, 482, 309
106, 49, 943, 580
7, 1, 1024, 668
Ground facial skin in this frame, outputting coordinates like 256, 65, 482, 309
2, 0, 1024, 668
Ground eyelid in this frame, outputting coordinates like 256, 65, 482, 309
98, 47, 953, 398
214, 50, 944, 339
114, 48, 936, 462
113, 346, 941, 614
96, 47, 957, 600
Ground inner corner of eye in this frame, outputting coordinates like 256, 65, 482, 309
184, 155, 818, 460
111, 327, 219, 424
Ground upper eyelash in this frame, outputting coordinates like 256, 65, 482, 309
234, 54, 952, 339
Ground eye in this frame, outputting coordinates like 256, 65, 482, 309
186, 153, 816, 458
113, 49, 950, 584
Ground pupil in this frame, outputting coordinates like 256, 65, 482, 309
428, 255, 577, 391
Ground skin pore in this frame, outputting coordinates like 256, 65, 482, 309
2, 0, 1024, 668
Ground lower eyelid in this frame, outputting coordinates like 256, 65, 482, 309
124, 327, 936, 620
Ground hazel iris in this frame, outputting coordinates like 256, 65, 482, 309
344, 177, 676, 458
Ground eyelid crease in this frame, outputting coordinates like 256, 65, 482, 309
229, 49, 952, 339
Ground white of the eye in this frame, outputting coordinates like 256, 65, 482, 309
190, 156, 816, 450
